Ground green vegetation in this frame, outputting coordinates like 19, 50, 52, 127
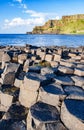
32, 14, 84, 34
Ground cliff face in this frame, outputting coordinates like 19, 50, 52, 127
32, 14, 84, 34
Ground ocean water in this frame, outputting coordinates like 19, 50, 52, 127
0, 34, 84, 47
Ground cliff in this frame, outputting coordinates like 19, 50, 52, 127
31, 14, 84, 34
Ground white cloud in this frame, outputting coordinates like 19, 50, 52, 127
14, 0, 22, 3
21, 4, 27, 9
4, 0, 59, 32
4, 17, 45, 29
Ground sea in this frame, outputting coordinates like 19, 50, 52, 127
0, 34, 84, 47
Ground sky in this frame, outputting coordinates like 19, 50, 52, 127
0, 0, 84, 34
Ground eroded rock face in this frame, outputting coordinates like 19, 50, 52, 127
61, 99, 84, 130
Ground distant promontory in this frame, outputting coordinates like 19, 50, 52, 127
26, 14, 84, 34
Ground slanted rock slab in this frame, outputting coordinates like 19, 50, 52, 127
61, 99, 84, 130
38, 83, 66, 109
55, 76, 74, 86
27, 102, 66, 130
63, 85, 84, 100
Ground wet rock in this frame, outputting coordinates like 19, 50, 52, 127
61, 99, 84, 130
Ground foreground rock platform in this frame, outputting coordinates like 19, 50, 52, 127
0, 44, 84, 130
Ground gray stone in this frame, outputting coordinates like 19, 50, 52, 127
27, 102, 61, 130
71, 76, 84, 88
74, 68, 84, 76
63, 86, 84, 100
23, 72, 52, 91
2, 52, 11, 62
8, 103, 28, 120
19, 84, 38, 108
53, 54, 61, 61
45, 54, 53, 62
28, 66, 41, 73
41, 67, 54, 75
23, 59, 33, 72
55, 76, 74, 85
18, 53, 27, 64
2, 63, 20, 85
3, 72, 15, 85
38, 83, 66, 109
60, 60, 76, 68
50, 61, 58, 67
3, 63, 20, 74
61, 99, 84, 130
0, 120, 26, 130
58, 65, 74, 74
0, 92, 13, 112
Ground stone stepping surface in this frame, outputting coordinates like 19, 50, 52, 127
38, 83, 66, 109
63, 85, 84, 100
24, 72, 53, 91
61, 99, 84, 130
54, 75, 74, 85
27, 101, 67, 130
0, 120, 26, 130
71, 76, 84, 88
8, 103, 28, 120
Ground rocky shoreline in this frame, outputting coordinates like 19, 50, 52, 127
0, 44, 84, 130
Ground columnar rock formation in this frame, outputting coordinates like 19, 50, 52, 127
0, 44, 84, 130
